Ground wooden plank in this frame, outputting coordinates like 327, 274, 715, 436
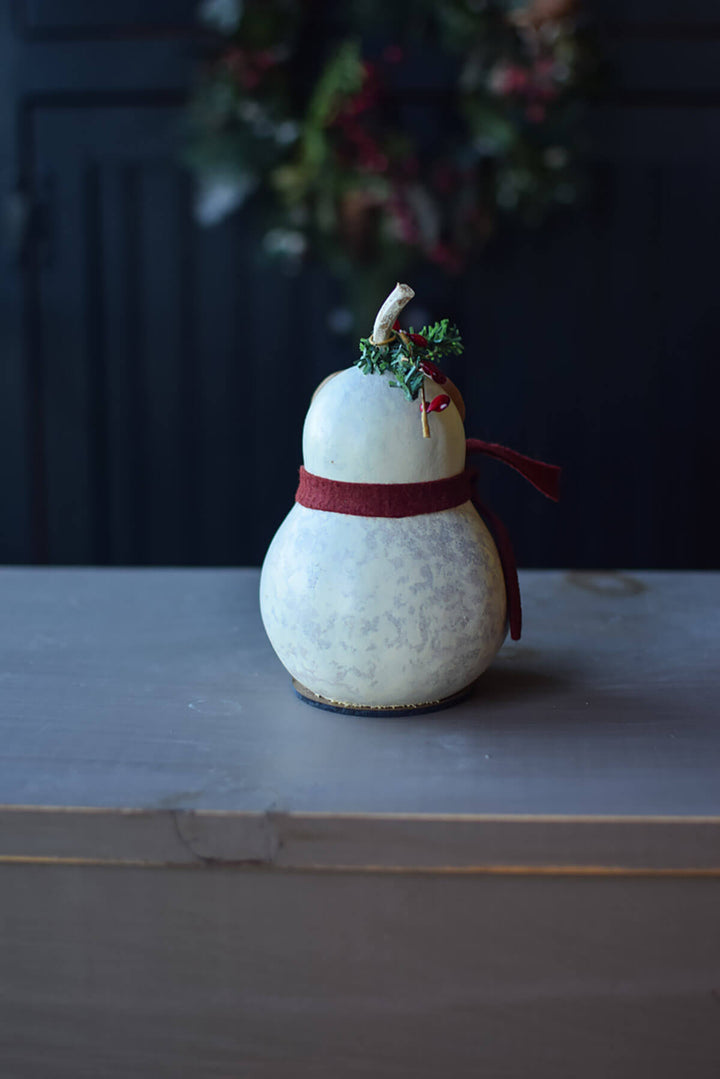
0, 863, 719, 1077
0, 569, 719, 817
3, 806, 720, 872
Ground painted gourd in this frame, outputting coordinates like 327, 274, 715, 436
260, 284, 507, 710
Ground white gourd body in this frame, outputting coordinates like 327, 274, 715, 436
259, 366, 507, 707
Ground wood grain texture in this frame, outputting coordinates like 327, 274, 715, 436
0, 863, 719, 1078
2, 567, 720, 1076
3, 807, 720, 873
1, 567, 719, 820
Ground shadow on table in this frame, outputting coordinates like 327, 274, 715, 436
469, 662, 566, 705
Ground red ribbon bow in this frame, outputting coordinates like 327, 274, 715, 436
465, 440, 560, 640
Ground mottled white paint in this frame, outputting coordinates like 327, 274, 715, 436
260, 502, 506, 707
260, 365, 507, 708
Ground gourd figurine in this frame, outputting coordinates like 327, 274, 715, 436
260, 283, 560, 714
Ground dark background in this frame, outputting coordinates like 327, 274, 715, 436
1, 0, 718, 570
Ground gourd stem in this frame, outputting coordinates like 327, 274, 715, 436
371, 282, 414, 347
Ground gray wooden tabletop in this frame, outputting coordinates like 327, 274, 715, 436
2, 567, 720, 1077
1, 567, 718, 817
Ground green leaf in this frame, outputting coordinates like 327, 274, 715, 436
354, 319, 464, 401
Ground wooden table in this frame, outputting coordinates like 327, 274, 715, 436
1, 568, 719, 1077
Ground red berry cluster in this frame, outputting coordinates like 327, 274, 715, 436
222, 47, 279, 91
392, 319, 428, 350
392, 321, 449, 386
489, 57, 560, 124
333, 63, 388, 174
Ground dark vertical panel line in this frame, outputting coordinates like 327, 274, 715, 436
19, 99, 49, 563
646, 164, 666, 567
83, 162, 110, 563
122, 164, 146, 564
231, 217, 252, 564
178, 173, 201, 564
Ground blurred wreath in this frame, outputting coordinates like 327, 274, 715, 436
185, 0, 593, 319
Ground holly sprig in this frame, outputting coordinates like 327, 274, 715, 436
356, 319, 463, 401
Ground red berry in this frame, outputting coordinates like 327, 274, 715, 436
419, 359, 447, 384
422, 394, 451, 414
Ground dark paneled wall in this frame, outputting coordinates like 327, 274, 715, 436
1, 1, 718, 568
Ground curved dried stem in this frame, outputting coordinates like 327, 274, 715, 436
371, 283, 415, 347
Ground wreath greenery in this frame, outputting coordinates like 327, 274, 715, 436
357, 319, 464, 401
186, 0, 593, 323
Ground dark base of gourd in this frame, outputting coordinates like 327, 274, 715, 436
291, 678, 473, 717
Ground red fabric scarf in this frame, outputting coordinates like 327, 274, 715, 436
295, 439, 560, 641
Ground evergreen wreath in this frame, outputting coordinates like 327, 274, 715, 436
187, 0, 593, 306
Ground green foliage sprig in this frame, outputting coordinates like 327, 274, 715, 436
356, 320, 464, 401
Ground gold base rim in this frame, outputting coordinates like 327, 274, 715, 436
291, 679, 474, 717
